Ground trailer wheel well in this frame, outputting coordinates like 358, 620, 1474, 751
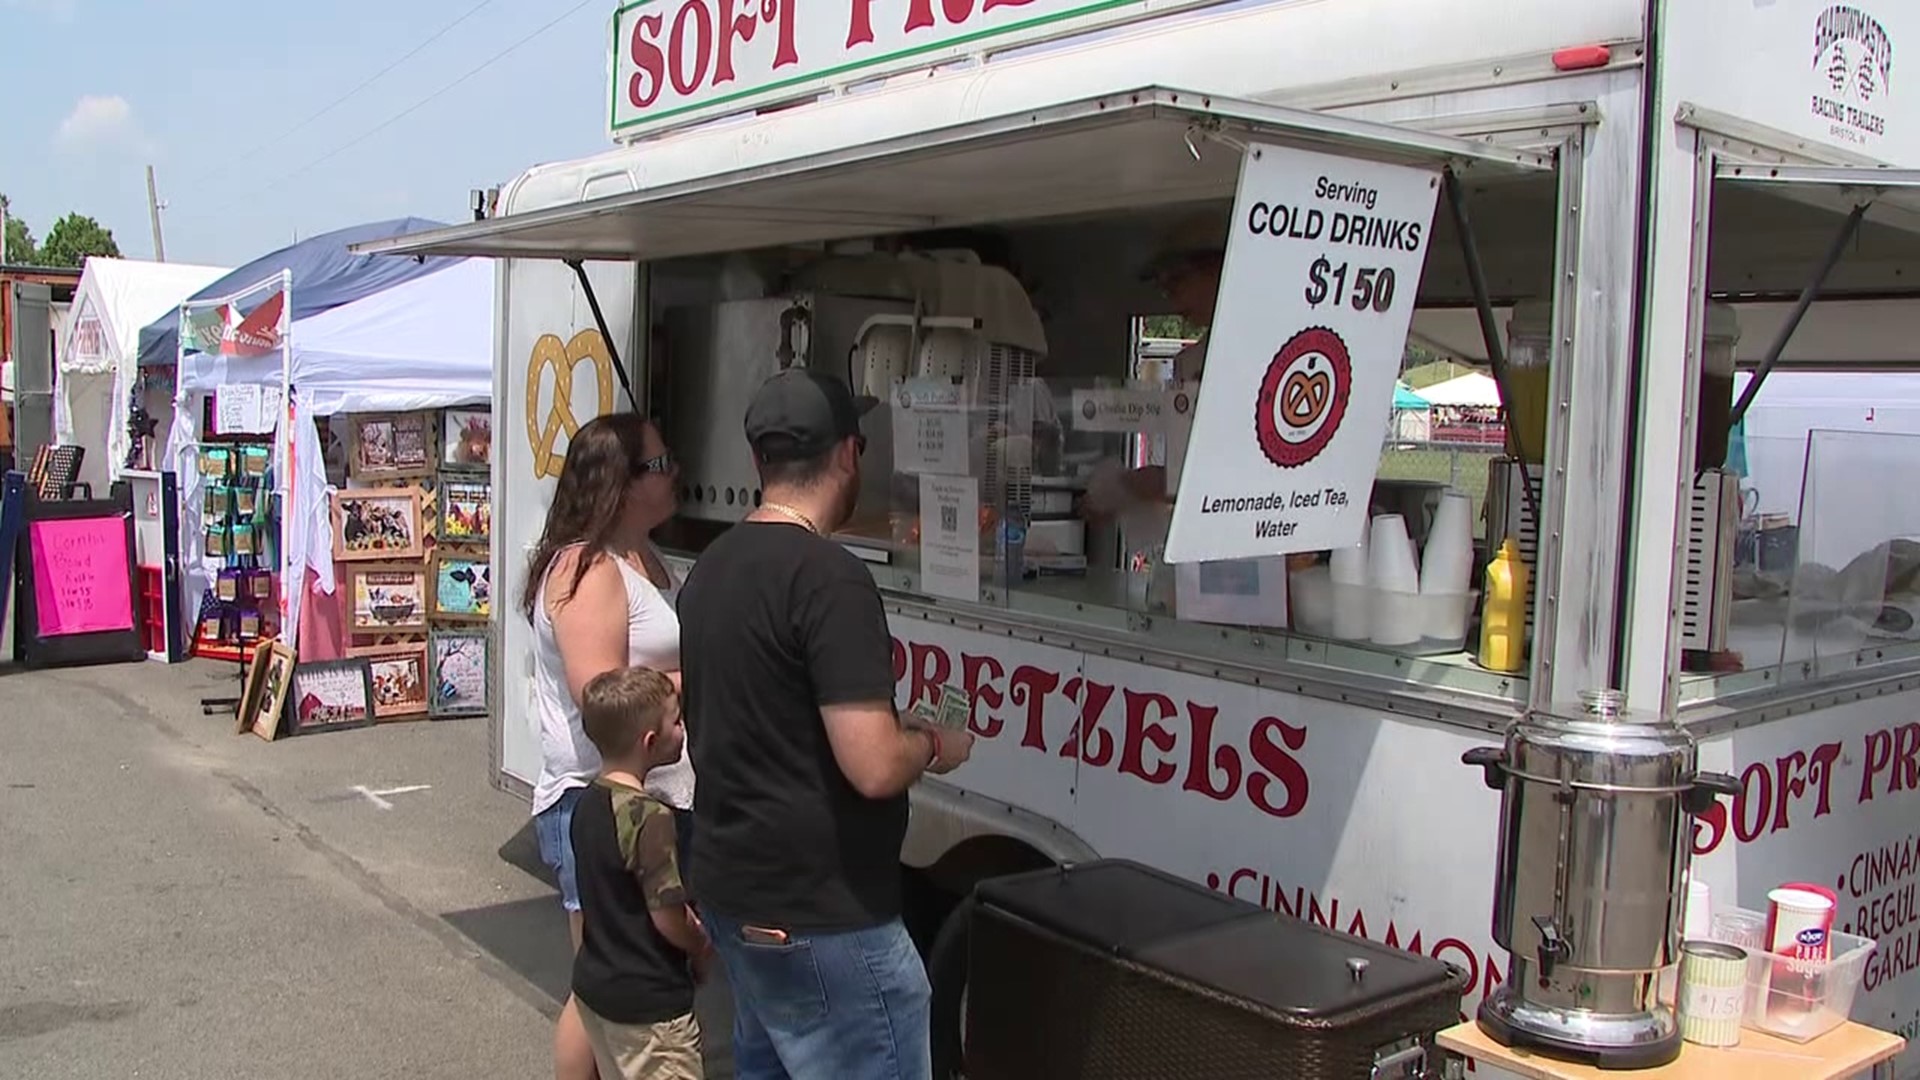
904, 835, 1055, 1079
902, 833, 1054, 952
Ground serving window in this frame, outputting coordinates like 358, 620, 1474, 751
640, 171, 1562, 706
1656, 157, 1920, 711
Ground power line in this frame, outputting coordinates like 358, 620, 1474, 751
196, 0, 500, 188
197, 0, 597, 218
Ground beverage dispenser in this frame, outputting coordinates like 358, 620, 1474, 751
1461, 690, 1739, 1068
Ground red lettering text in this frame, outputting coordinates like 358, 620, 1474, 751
668, 1, 715, 96
1062, 678, 1118, 767
960, 652, 1005, 737
885, 634, 1322, 822
1735, 761, 1774, 843
1182, 703, 1243, 802
1694, 740, 1845, 854
628, 14, 667, 108
1859, 723, 1920, 804
1248, 716, 1310, 818
1007, 665, 1057, 751
1118, 690, 1179, 785
625, 0, 797, 112
908, 641, 951, 711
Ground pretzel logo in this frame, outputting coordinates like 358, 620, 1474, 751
1254, 327, 1351, 469
526, 330, 615, 480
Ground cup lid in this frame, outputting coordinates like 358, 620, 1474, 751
1768, 886, 1834, 912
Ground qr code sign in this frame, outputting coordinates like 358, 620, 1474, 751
940, 505, 959, 532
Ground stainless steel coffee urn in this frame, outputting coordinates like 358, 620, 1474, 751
1461, 690, 1739, 1069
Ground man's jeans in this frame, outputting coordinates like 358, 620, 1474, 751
704, 910, 933, 1080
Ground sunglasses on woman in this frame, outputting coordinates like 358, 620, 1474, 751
635, 452, 677, 475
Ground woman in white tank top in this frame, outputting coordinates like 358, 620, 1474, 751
519, 413, 690, 1080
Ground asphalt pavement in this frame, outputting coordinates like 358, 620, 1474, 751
0, 654, 735, 1079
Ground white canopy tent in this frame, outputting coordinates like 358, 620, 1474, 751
164, 258, 494, 653
285, 256, 495, 623
1415, 371, 1502, 408
54, 258, 228, 492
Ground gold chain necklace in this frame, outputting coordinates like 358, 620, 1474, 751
759, 502, 819, 535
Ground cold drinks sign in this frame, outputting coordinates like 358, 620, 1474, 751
1165, 145, 1440, 564
608, 0, 1223, 136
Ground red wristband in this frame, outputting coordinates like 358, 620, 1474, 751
923, 727, 942, 768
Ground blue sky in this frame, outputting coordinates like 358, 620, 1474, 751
1, 0, 612, 268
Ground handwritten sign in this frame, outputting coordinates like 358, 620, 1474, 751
28, 517, 134, 636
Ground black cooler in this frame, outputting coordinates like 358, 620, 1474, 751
966, 860, 1467, 1079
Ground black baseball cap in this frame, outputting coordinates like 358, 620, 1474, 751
744, 368, 878, 464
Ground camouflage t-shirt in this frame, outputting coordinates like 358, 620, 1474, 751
570, 777, 695, 1024
609, 779, 686, 911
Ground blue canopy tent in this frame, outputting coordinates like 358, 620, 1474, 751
135, 218, 459, 370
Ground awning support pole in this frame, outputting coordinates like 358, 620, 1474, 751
1727, 202, 1867, 428
565, 259, 640, 412
1443, 169, 1541, 527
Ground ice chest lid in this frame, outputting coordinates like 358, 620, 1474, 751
974, 860, 1462, 1020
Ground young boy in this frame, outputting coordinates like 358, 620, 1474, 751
572, 666, 711, 1080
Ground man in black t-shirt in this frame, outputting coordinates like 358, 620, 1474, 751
679, 368, 974, 1080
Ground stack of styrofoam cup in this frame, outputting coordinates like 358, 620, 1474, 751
1420, 491, 1476, 640
1369, 514, 1423, 647
1329, 529, 1371, 641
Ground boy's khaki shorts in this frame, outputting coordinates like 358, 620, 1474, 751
577, 1001, 703, 1080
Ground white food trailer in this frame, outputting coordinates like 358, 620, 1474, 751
359, 0, 1920, 1072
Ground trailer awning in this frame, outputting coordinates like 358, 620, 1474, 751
351, 87, 1552, 263
1717, 163, 1920, 235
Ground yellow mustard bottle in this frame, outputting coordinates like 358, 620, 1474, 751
1477, 538, 1529, 673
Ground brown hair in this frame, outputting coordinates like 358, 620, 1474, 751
580, 667, 676, 759
521, 412, 656, 617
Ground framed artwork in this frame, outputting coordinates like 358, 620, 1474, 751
431, 551, 492, 622
331, 487, 425, 562
349, 412, 434, 479
236, 640, 297, 740
286, 659, 376, 735
442, 408, 491, 471
351, 643, 431, 720
438, 477, 491, 545
347, 563, 430, 634
429, 630, 489, 718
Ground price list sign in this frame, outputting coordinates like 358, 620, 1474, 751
1166, 144, 1440, 563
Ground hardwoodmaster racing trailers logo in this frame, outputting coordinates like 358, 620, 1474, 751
1811, 5, 1896, 145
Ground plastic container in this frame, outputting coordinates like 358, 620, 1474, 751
1289, 565, 1336, 638
1366, 588, 1478, 655
1476, 539, 1529, 672
1708, 905, 1877, 1043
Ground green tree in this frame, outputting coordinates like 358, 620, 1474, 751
1141, 314, 1202, 339
0, 194, 37, 265
38, 213, 120, 268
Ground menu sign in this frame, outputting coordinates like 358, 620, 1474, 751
892, 377, 970, 476
1165, 144, 1440, 563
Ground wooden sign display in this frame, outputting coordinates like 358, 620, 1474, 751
11, 488, 145, 668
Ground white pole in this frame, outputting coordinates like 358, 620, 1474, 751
146, 166, 168, 262
278, 269, 295, 648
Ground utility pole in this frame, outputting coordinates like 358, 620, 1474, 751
1, 199, 9, 264
146, 165, 168, 262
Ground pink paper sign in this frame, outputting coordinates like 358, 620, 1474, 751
29, 517, 134, 636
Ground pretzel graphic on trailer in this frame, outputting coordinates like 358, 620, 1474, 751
525, 330, 615, 480
1253, 327, 1351, 469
